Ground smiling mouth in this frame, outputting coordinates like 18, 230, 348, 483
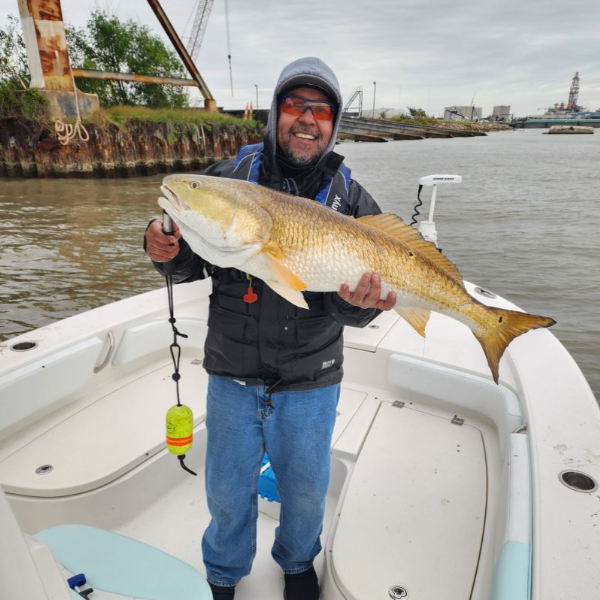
294, 132, 316, 140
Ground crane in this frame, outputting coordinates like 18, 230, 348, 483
186, 0, 214, 63
185, 0, 233, 96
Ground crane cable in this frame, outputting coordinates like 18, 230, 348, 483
224, 0, 233, 96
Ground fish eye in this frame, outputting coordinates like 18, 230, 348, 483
190, 181, 200, 190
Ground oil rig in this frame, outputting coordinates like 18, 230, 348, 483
541, 72, 589, 117
513, 72, 600, 128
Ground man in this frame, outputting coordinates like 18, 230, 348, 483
145, 57, 395, 600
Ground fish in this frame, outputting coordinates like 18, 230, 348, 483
158, 174, 555, 384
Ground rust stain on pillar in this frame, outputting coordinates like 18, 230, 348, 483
20, 0, 73, 91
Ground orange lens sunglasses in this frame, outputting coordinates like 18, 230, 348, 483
279, 94, 337, 121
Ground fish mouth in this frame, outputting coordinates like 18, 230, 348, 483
159, 185, 188, 215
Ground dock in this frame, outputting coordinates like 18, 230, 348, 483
338, 116, 487, 142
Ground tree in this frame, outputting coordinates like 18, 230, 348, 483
0, 15, 29, 89
67, 11, 189, 108
407, 107, 429, 119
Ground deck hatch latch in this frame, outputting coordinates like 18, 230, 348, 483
451, 415, 464, 426
392, 401, 405, 409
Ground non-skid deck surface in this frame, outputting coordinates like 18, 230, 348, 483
0, 361, 208, 496
332, 402, 487, 600
0, 365, 366, 498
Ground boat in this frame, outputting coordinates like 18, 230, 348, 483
1, 240, 599, 600
546, 125, 594, 134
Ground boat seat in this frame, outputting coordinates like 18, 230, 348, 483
34, 525, 211, 600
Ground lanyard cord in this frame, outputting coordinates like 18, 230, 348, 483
165, 273, 196, 477
166, 273, 188, 406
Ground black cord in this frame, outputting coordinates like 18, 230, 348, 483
410, 184, 424, 226
165, 274, 196, 477
166, 275, 188, 406
179, 455, 197, 476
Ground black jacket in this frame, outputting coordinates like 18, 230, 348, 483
150, 151, 382, 391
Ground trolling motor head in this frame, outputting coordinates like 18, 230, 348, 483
418, 174, 463, 187
412, 174, 462, 246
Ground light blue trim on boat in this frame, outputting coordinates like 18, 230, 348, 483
490, 541, 531, 600
35, 524, 211, 600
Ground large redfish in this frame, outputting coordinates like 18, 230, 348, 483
158, 174, 555, 383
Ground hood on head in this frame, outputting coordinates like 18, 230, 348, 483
266, 57, 343, 160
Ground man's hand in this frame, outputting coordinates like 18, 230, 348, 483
145, 219, 182, 263
338, 272, 396, 311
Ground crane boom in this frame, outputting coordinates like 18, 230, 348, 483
187, 0, 214, 62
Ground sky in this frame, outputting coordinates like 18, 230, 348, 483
3, 0, 599, 118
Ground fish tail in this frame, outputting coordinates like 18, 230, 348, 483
474, 307, 556, 384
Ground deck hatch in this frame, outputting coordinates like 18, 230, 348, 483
331, 402, 486, 600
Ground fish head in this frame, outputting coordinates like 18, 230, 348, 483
158, 174, 272, 268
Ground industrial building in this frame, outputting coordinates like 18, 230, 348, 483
444, 105, 482, 121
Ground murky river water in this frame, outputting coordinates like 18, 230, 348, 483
0, 129, 598, 400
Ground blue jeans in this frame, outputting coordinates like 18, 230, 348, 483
201, 375, 340, 587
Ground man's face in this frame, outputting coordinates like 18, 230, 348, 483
276, 87, 335, 166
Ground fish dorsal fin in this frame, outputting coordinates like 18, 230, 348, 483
262, 251, 307, 292
358, 214, 464, 285
394, 306, 431, 337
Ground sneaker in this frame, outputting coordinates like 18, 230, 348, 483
283, 566, 319, 600
208, 582, 236, 599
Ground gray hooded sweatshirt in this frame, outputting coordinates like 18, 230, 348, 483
265, 56, 344, 159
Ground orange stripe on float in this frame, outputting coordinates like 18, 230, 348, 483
167, 436, 193, 446
167, 436, 193, 444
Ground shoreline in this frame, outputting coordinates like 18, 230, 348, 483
0, 109, 262, 179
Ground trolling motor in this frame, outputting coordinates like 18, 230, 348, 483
162, 211, 196, 477
410, 174, 462, 247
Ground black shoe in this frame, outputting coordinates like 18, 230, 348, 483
284, 566, 319, 600
208, 582, 236, 599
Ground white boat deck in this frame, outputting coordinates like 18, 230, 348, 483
1, 279, 599, 600
2, 377, 491, 600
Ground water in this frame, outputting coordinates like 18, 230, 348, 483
0, 129, 598, 400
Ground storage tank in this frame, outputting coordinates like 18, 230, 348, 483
492, 105, 511, 121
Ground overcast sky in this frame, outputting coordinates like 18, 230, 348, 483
3, 0, 599, 117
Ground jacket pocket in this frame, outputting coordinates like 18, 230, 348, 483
204, 306, 260, 377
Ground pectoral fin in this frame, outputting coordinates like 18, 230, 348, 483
259, 251, 308, 309
394, 306, 431, 337
265, 280, 309, 309
263, 252, 307, 291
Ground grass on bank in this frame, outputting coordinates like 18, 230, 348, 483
99, 105, 260, 131
0, 83, 48, 122
390, 114, 436, 126
0, 81, 261, 134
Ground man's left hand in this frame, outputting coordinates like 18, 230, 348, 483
338, 272, 396, 311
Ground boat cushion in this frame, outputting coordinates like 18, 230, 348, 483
35, 524, 211, 600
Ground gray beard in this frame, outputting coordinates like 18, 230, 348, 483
282, 142, 324, 166
282, 128, 327, 166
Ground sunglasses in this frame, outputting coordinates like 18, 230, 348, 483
278, 94, 337, 121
